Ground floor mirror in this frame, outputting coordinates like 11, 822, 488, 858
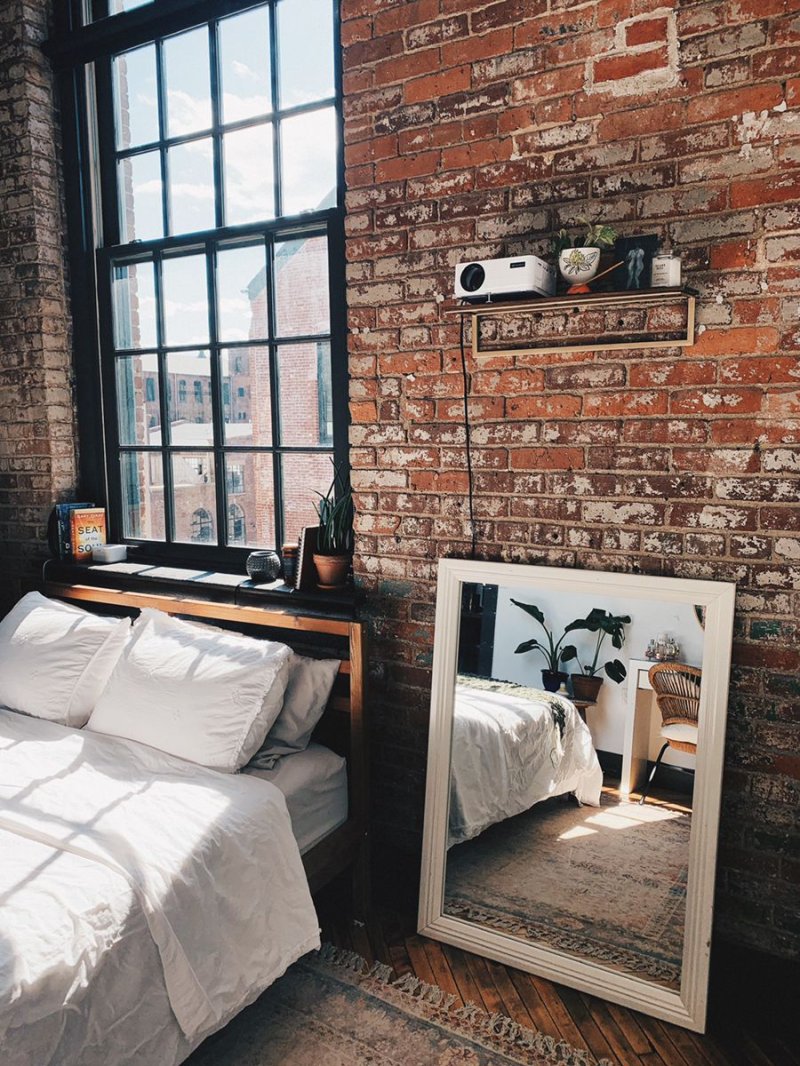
418, 559, 736, 1032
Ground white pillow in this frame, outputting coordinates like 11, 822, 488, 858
86, 608, 291, 772
248, 652, 340, 769
0, 591, 131, 728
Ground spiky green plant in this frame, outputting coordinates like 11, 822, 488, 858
314, 462, 354, 556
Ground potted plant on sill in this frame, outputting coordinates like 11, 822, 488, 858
312, 464, 354, 590
553, 216, 618, 286
511, 599, 581, 692
560, 607, 631, 701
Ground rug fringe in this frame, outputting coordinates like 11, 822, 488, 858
445, 899, 681, 986
315, 943, 612, 1066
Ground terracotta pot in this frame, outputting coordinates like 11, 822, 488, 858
541, 670, 569, 693
571, 673, 604, 702
313, 553, 350, 589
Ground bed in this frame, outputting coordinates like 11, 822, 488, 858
0, 582, 368, 1066
448, 674, 602, 846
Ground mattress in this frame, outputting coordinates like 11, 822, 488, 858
244, 742, 348, 854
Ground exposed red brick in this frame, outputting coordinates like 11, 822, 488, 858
730, 173, 800, 209
592, 46, 669, 84
626, 16, 668, 47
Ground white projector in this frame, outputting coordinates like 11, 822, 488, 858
455, 255, 556, 302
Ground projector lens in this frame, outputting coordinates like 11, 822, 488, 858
460, 263, 485, 293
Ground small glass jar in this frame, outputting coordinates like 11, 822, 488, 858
651, 253, 682, 288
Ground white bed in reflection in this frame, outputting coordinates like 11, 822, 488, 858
448, 674, 602, 847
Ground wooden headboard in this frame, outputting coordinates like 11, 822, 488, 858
44, 580, 369, 910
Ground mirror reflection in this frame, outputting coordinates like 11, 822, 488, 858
444, 582, 705, 991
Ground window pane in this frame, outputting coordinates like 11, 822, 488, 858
113, 261, 157, 350
162, 254, 209, 346
171, 451, 217, 544
119, 150, 163, 242
216, 244, 268, 342
220, 6, 271, 124
280, 107, 337, 216
227, 501, 248, 546
113, 45, 158, 150
277, 0, 334, 109
225, 452, 275, 547
221, 347, 272, 445
163, 27, 212, 138
166, 351, 213, 445
168, 139, 215, 235
223, 123, 274, 226
274, 235, 329, 337
282, 452, 334, 543
120, 451, 165, 540
277, 341, 330, 446
116, 353, 159, 445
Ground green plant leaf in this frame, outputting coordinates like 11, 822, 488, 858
560, 645, 577, 663
605, 659, 627, 683
511, 599, 545, 624
515, 638, 542, 654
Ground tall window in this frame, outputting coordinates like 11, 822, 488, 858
50, 0, 346, 561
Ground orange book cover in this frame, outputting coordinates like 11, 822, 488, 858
70, 507, 107, 561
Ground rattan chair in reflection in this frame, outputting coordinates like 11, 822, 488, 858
639, 662, 701, 804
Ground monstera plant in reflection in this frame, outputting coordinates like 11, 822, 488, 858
561, 608, 631, 702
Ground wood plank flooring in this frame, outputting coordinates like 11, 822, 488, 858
318, 894, 799, 1066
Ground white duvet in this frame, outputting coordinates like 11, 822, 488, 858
0, 708, 320, 1066
449, 677, 603, 846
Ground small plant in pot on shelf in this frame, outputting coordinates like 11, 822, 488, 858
553, 216, 618, 287
511, 599, 581, 692
312, 464, 354, 590
560, 608, 631, 702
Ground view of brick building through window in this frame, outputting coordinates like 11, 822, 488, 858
122, 236, 333, 548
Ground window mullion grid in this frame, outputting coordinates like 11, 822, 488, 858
96, 56, 120, 246
153, 250, 176, 544
208, 19, 225, 230
268, 0, 281, 221
206, 242, 228, 548
265, 233, 284, 549
327, 222, 349, 488
155, 37, 170, 237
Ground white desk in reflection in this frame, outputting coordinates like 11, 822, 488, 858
620, 657, 658, 798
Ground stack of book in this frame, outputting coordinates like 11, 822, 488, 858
49, 503, 107, 562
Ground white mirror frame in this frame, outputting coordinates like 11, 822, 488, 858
418, 558, 736, 1034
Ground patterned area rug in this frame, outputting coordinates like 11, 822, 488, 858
445, 792, 690, 990
187, 945, 610, 1066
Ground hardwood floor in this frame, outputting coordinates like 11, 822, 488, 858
318, 889, 799, 1066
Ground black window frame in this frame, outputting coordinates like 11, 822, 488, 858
46, 0, 348, 568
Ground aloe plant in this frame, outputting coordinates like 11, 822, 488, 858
314, 462, 354, 556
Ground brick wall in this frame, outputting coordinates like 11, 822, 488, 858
0, 0, 76, 613
341, 0, 800, 957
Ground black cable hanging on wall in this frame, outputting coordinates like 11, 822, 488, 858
459, 313, 478, 560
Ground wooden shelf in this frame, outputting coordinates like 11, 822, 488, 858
448, 286, 697, 357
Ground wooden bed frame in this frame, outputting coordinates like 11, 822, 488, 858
44, 580, 370, 914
